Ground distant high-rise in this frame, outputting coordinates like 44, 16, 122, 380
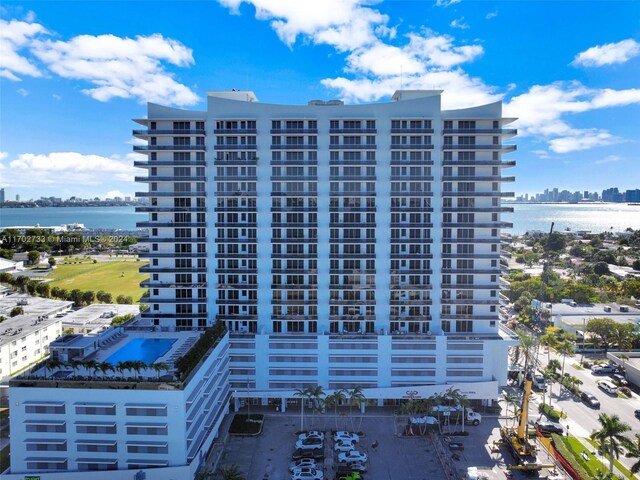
0, 188, 4, 203
134, 89, 518, 404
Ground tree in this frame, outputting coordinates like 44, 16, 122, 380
82, 290, 95, 305
10, 306, 23, 317
587, 317, 617, 352
0, 248, 15, 260
346, 386, 366, 431
294, 387, 310, 432
545, 232, 567, 252
27, 250, 41, 265
501, 391, 519, 427
150, 362, 170, 381
48, 256, 56, 268
304, 385, 325, 430
557, 337, 575, 380
632, 259, 640, 271
540, 329, 559, 363
594, 261, 610, 275
623, 433, 640, 474
324, 389, 347, 431
116, 294, 127, 304
35, 282, 50, 297
69, 288, 84, 307
590, 413, 632, 474
217, 464, 245, 480
129, 360, 147, 381
83, 360, 100, 378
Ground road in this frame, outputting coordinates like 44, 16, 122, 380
534, 350, 640, 473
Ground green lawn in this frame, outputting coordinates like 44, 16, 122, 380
47, 260, 148, 302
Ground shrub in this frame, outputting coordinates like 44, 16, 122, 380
10, 306, 24, 317
539, 403, 561, 421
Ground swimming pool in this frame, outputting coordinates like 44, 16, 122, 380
105, 338, 177, 365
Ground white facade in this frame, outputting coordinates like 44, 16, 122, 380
4, 331, 230, 480
0, 316, 62, 382
133, 90, 517, 403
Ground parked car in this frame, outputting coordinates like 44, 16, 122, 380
597, 380, 618, 396
610, 373, 628, 386
635, 409, 640, 420
333, 431, 360, 443
334, 439, 356, 452
298, 431, 325, 442
289, 458, 317, 473
295, 437, 323, 450
534, 420, 564, 435
580, 391, 600, 409
591, 364, 615, 375
291, 467, 324, 480
292, 448, 324, 461
338, 451, 368, 463
346, 461, 367, 473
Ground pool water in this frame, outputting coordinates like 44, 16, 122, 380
105, 338, 177, 365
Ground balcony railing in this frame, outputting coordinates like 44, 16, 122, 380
133, 129, 205, 136
442, 128, 517, 135
133, 145, 205, 151
442, 144, 517, 151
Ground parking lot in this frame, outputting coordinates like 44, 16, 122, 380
214, 409, 512, 480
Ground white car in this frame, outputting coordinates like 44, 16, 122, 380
298, 430, 325, 442
333, 431, 360, 443
291, 467, 324, 480
338, 450, 368, 463
295, 437, 323, 450
289, 458, 317, 472
334, 439, 356, 452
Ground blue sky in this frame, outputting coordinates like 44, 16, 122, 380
1, 0, 639, 200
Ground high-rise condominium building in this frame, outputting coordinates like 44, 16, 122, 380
134, 89, 517, 405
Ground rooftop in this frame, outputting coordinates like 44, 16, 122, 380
0, 292, 72, 318
61, 303, 140, 333
0, 296, 72, 348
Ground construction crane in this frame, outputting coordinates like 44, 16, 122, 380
499, 371, 554, 472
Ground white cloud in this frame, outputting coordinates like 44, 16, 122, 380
0, 152, 8, 161
17, 88, 29, 96
218, 0, 388, 51
105, 190, 126, 199
505, 81, 640, 152
436, 0, 461, 7
485, 11, 498, 20
322, 68, 501, 109
530, 150, 550, 159
31, 33, 199, 106
572, 39, 640, 67
449, 17, 469, 30
0, 17, 46, 80
1, 151, 138, 188
593, 155, 621, 165
52, 93, 61, 100
548, 131, 618, 154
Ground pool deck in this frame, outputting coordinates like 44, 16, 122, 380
31, 330, 202, 381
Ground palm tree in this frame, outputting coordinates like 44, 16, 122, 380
347, 386, 366, 431
150, 362, 170, 381
68, 359, 82, 377
590, 413, 632, 474
83, 359, 100, 378
305, 385, 325, 431
293, 387, 309, 432
98, 362, 114, 379
45, 359, 64, 379
130, 360, 147, 381
539, 330, 559, 363
557, 339, 575, 393
623, 433, 640, 474
117, 361, 132, 378
217, 464, 245, 480
324, 389, 347, 431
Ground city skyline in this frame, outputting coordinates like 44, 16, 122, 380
1, 1, 639, 199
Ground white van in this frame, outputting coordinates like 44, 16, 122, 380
597, 380, 618, 396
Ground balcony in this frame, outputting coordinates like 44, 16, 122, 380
390, 144, 434, 150
136, 221, 206, 228
390, 128, 434, 134
133, 145, 205, 151
443, 159, 516, 167
441, 176, 515, 182
442, 128, 517, 135
270, 128, 318, 134
136, 176, 207, 182
329, 144, 376, 150
140, 280, 208, 288
214, 144, 257, 150
136, 206, 207, 213
213, 128, 257, 134
442, 144, 516, 152
441, 191, 515, 197
270, 144, 318, 150
133, 160, 206, 168
139, 266, 207, 273
329, 128, 377, 134
136, 191, 206, 197
132, 129, 205, 136
138, 252, 207, 258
